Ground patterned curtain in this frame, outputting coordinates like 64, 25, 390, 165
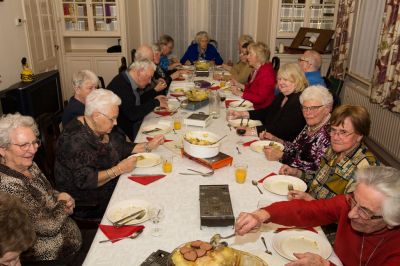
370, 0, 400, 113
330, 0, 355, 79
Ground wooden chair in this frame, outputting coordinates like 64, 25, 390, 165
97, 76, 105, 89
271, 56, 280, 72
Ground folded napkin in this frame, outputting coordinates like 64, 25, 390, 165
128, 175, 166, 185
225, 99, 237, 108
258, 172, 277, 183
173, 77, 185, 81
154, 110, 174, 116
210, 85, 220, 90
99, 224, 145, 243
275, 227, 318, 234
242, 139, 258, 147
146, 137, 173, 143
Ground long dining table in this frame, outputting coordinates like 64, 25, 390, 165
83, 76, 343, 266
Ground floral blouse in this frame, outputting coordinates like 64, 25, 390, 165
282, 123, 331, 174
0, 163, 81, 260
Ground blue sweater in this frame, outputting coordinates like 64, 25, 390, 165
305, 71, 326, 87
180, 43, 223, 65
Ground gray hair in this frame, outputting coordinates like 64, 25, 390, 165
304, 50, 322, 70
151, 43, 161, 53
0, 113, 39, 148
72, 70, 99, 89
355, 166, 400, 226
128, 58, 156, 71
134, 44, 153, 61
84, 89, 121, 116
248, 42, 270, 64
300, 85, 333, 107
195, 31, 209, 44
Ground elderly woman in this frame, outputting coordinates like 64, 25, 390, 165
235, 166, 400, 265
0, 192, 35, 265
180, 31, 223, 65
261, 85, 333, 174
228, 63, 307, 142
55, 89, 164, 219
62, 69, 99, 127
0, 113, 81, 261
231, 42, 276, 110
281, 104, 379, 201
158, 34, 181, 71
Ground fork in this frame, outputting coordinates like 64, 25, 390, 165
210, 233, 236, 247
261, 236, 272, 255
188, 169, 214, 176
288, 184, 294, 191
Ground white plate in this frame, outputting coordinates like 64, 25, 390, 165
131, 153, 162, 168
229, 100, 254, 111
262, 175, 307, 195
141, 124, 171, 136
272, 230, 333, 261
229, 119, 262, 128
250, 140, 284, 153
169, 86, 190, 96
106, 199, 151, 225
154, 102, 179, 113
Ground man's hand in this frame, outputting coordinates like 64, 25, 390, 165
154, 78, 167, 92
147, 134, 165, 150
155, 95, 168, 108
285, 252, 330, 266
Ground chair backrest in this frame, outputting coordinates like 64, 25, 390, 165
119, 57, 127, 73
131, 48, 136, 63
34, 112, 63, 188
97, 76, 105, 89
209, 39, 218, 49
324, 76, 344, 109
271, 56, 280, 72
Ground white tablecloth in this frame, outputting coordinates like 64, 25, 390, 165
83, 79, 342, 266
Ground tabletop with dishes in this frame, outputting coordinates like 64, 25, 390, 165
83, 68, 343, 266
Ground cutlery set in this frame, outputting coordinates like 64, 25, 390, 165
113, 209, 146, 228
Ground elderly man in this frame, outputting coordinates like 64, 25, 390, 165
235, 166, 400, 266
107, 59, 168, 140
62, 70, 99, 126
298, 50, 326, 87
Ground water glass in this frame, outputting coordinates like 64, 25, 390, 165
148, 204, 164, 237
173, 114, 182, 130
234, 163, 248, 184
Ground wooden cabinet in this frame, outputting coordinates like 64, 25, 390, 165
56, 0, 134, 100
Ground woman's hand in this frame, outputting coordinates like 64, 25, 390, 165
147, 134, 165, 150
117, 156, 138, 174
231, 87, 243, 97
57, 192, 75, 215
285, 252, 330, 266
288, 190, 315, 201
279, 164, 302, 178
235, 209, 270, 236
154, 78, 167, 92
263, 146, 283, 161
226, 110, 248, 120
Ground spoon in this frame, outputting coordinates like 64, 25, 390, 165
252, 180, 263, 194
210, 135, 227, 145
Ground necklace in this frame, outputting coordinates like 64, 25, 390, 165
359, 234, 385, 266
307, 113, 331, 133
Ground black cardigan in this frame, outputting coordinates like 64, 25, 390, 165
249, 92, 306, 142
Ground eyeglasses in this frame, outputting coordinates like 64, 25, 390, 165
298, 58, 311, 64
347, 194, 383, 220
98, 112, 117, 123
329, 127, 354, 138
301, 105, 324, 111
11, 139, 41, 151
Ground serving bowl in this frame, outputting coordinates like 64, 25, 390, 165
183, 131, 221, 158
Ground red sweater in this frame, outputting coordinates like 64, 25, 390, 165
242, 63, 275, 110
264, 195, 400, 266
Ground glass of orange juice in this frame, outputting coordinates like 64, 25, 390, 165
173, 114, 182, 130
234, 163, 248, 184
162, 156, 173, 173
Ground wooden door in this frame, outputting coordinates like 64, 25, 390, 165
22, 0, 60, 73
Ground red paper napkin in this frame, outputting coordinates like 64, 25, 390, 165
275, 227, 318, 234
128, 175, 166, 185
99, 224, 145, 243
225, 99, 237, 108
242, 139, 258, 147
258, 172, 277, 183
173, 77, 185, 81
154, 111, 173, 116
210, 86, 220, 90
146, 137, 173, 143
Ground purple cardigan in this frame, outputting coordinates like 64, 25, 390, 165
281, 123, 331, 174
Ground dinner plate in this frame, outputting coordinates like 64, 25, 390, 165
229, 119, 262, 128
153, 102, 179, 115
106, 199, 151, 225
228, 100, 254, 111
262, 175, 307, 195
141, 124, 171, 135
272, 230, 333, 261
131, 153, 162, 168
250, 140, 284, 153
169, 86, 190, 97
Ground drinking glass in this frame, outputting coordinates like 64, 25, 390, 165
162, 156, 173, 173
148, 204, 164, 237
234, 163, 248, 184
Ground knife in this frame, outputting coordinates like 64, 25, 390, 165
113, 209, 145, 225
142, 127, 162, 134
